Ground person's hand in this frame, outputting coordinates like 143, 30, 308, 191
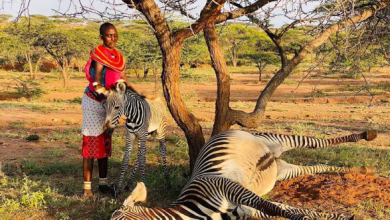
94, 84, 108, 101
105, 127, 114, 136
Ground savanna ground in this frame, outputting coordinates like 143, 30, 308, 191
0, 65, 390, 220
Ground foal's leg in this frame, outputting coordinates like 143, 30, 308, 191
112, 132, 135, 198
125, 130, 148, 190
156, 117, 170, 188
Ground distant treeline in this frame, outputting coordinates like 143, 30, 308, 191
0, 14, 388, 85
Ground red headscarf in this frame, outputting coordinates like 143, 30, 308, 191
90, 45, 126, 73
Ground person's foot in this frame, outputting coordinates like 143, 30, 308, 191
98, 185, 110, 194
82, 189, 94, 200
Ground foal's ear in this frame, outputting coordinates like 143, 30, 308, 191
123, 182, 147, 207
115, 79, 126, 94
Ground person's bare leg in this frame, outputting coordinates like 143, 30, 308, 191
98, 157, 110, 193
83, 158, 94, 198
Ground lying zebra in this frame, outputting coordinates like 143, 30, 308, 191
111, 129, 376, 219
101, 80, 169, 197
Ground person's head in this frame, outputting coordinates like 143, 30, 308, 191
99, 22, 118, 49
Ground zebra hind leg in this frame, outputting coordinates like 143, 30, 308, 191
254, 130, 377, 157
200, 177, 309, 220
158, 138, 170, 188
276, 159, 375, 181
252, 202, 363, 220
209, 177, 357, 220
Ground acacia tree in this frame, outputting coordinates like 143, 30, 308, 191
50, 0, 389, 170
37, 28, 96, 87
219, 24, 257, 67
12, 16, 50, 79
245, 39, 279, 81
247, 51, 279, 81
0, 15, 49, 78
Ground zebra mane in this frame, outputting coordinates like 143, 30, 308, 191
125, 85, 146, 99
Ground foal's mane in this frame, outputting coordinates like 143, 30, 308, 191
126, 84, 146, 99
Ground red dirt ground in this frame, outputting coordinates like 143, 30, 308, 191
273, 173, 390, 208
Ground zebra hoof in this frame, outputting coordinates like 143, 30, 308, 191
110, 185, 121, 199
363, 130, 377, 141
362, 166, 376, 175
350, 215, 364, 220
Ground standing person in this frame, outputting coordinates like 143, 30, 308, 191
81, 22, 128, 198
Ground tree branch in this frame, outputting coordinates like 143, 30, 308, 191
174, 0, 227, 42
231, 1, 390, 128
214, 0, 276, 24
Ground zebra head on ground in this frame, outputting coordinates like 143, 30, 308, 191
103, 80, 127, 131
111, 182, 148, 220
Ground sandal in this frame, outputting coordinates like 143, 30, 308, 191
82, 189, 94, 200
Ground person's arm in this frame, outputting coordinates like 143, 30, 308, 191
120, 71, 129, 86
91, 60, 107, 98
92, 60, 104, 85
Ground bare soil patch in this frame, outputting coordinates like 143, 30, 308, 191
271, 173, 390, 219
273, 174, 390, 207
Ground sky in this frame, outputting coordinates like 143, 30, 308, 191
0, 0, 300, 27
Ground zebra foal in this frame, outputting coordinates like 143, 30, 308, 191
111, 130, 371, 220
102, 80, 169, 197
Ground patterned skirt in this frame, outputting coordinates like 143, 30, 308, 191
81, 92, 111, 159
81, 133, 111, 159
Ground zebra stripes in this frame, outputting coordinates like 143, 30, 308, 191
252, 131, 376, 157
111, 129, 373, 219
112, 177, 334, 220
103, 82, 169, 197
276, 159, 375, 181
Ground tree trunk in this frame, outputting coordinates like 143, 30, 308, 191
232, 48, 237, 67
61, 68, 68, 88
143, 66, 149, 78
34, 57, 42, 77
153, 65, 158, 95
258, 67, 262, 81
258, 63, 267, 82
134, 68, 140, 78
24, 52, 34, 80
61, 67, 68, 88
161, 42, 205, 171
204, 23, 232, 136
232, 57, 237, 67
78, 62, 82, 73
60, 59, 69, 88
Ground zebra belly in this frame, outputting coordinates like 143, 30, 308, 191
195, 130, 278, 195
147, 123, 158, 133
246, 160, 278, 196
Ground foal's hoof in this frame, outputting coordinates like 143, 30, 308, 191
110, 185, 121, 199
350, 215, 364, 220
363, 130, 377, 141
362, 166, 376, 175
